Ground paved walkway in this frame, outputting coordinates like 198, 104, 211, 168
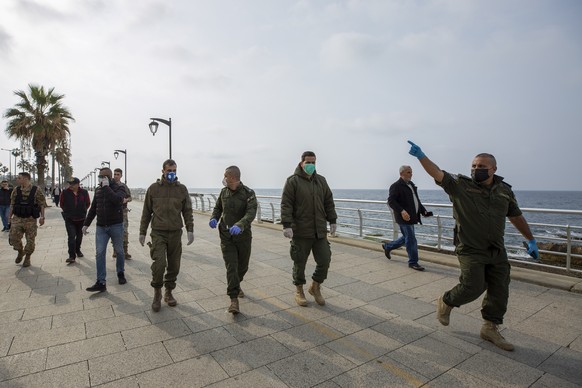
0, 199, 581, 387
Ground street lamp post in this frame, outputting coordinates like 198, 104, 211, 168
0, 148, 12, 179
113, 149, 127, 184
101, 161, 110, 168
148, 117, 172, 159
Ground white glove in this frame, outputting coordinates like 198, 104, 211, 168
139, 235, 145, 246
101, 177, 109, 187
187, 232, 194, 245
330, 224, 337, 235
283, 228, 293, 239
82, 226, 89, 235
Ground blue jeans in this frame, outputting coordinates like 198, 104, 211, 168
95, 223, 125, 283
383, 224, 419, 265
0, 205, 9, 229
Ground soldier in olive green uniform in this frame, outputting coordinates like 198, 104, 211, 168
408, 140, 539, 351
139, 159, 194, 312
209, 166, 257, 314
281, 151, 337, 307
9, 172, 46, 267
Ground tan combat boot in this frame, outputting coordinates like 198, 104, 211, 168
164, 289, 177, 307
437, 295, 453, 326
480, 320, 514, 351
228, 298, 240, 314
308, 281, 325, 306
22, 254, 31, 267
295, 285, 308, 307
15, 250, 24, 264
238, 288, 245, 298
152, 288, 162, 312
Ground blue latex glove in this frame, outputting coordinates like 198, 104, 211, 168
527, 239, 539, 260
407, 140, 426, 159
209, 219, 218, 229
229, 225, 241, 235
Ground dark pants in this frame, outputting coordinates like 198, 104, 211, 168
65, 218, 84, 258
149, 229, 183, 290
444, 248, 511, 324
290, 237, 331, 285
221, 236, 252, 298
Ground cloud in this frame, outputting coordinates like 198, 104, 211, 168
320, 32, 384, 69
15, 0, 68, 22
0, 26, 11, 54
324, 112, 419, 136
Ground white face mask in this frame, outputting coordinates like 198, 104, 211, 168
222, 177, 228, 187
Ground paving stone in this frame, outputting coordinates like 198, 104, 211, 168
136, 354, 228, 387
51, 305, 115, 328
332, 355, 428, 387
46, 332, 126, 369
0, 311, 23, 324
268, 345, 356, 387
223, 313, 292, 342
164, 326, 239, 361
368, 293, 436, 320
9, 323, 86, 355
0, 336, 12, 358
330, 280, 394, 302
538, 346, 582, 385
122, 318, 192, 349
90, 375, 139, 387
205, 366, 288, 388
0, 349, 46, 382
0, 316, 51, 336
21, 300, 84, 320
0, 361, 89, 388
270, 321, 344, 353
325, 328, 401, 365
530, 372, 582, 388
319, 307, 386, 335
427, 367, 491, 387
372, 316, 434, 344
212, 336, 293, 376
85, 311, 151, 338
88, 342, 173, 386
456, 350, 544, 387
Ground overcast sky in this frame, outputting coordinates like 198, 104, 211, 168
1, 0, 581, 191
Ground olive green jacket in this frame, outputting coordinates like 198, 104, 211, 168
140, 176, 194, 234
211, 182, 257, 240
281, 165, 337, 239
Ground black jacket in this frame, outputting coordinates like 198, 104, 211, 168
0, 187, 12, 206
387, 178, 427, 225
84, 181, 125, 227
60, 187, 91, 221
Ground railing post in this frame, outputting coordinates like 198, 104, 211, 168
566, 225, 571, 271
257, 203, 262, 222
436, 215, 442, 250
270, 203, 275, 224
358, 209, 363, 237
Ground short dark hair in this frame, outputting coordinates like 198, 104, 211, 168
225, 166, 241, 180
1, 180, 7, 184
114, 168, 123, 174
99, 167, 112, 178
163, 159, 177, 169
301, 151, 316, 161
18, 172, 31, 180
475, 153, 497, 167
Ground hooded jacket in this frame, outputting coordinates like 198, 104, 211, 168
281, 164, 337, 239
140, 175, 194, 234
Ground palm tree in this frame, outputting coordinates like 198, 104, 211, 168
3, 84, 74, 189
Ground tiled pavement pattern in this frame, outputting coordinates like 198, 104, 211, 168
0, 199, 581, 387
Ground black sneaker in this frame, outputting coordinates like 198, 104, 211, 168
76, 251, 84, 258
66, 257, 76, 263
409, 263, 425, 271
381, 243, 392, 260
117, 272, 127, 285
86, 282, 107, 292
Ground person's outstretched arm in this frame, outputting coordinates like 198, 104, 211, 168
408, 140, 444, 183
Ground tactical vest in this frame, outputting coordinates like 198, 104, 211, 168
13, 186, 41, 218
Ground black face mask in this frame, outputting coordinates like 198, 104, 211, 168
471, 168, 490, 183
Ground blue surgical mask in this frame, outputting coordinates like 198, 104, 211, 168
166, 172, 177, 182
303, 163, 316, 175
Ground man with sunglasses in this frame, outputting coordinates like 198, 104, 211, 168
83, 167, 128, 292
139, 159, 194, 312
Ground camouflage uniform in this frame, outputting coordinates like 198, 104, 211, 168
9, 184, 46, 255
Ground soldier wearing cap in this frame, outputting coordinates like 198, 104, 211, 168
9, 172, 46, 267
60, 177, 91, 264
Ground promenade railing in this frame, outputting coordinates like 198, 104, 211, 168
189, 193, 582, 275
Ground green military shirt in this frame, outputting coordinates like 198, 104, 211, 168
211, 182, 257, 239
437, 171, 522, 254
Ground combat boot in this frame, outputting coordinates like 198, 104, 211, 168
295, 285, 308, 307
152, 288, 162, 312
308, 281, 325, 306
228, 298, 240, 314
480, 320, 514, 351
22, 254, 31, 267
437, 295, 453, 326
15, 250, 24, 264
124, 243, 132, 260
164, 288, 177, 306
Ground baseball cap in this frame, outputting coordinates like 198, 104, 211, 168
68, 177, 80, 184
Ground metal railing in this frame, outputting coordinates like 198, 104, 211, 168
189, 193, 582, 275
